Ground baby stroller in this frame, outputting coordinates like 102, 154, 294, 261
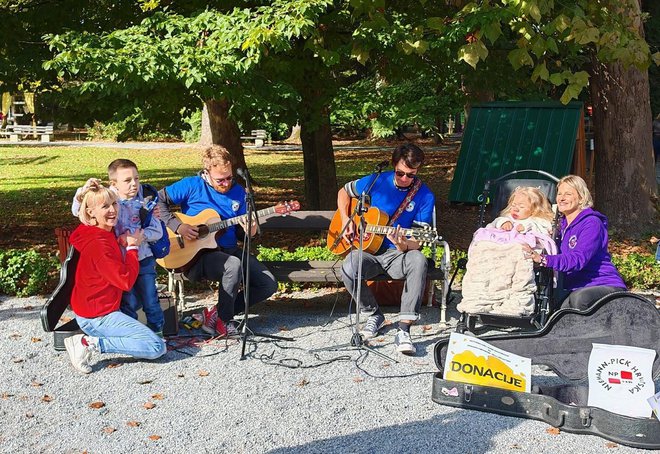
455, 169, 561, 334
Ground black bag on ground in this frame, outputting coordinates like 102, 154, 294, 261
432, 292, 660, 449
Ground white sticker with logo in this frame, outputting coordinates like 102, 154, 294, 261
568, 234, 578, 249
406, 201, 415, 212
231, 200, 240, 212
588, 343, 656, 418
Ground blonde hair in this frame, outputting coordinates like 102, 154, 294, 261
557, 174, 593, 209
77, 184, 118, 226
500, 186, 554, 221
201, 145, 234, 171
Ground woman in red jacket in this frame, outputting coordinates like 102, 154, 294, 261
64, 184, 166, 374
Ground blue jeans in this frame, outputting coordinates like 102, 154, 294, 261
76, 311, 166, 360
120, 256, 164, 332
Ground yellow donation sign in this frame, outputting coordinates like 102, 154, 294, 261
443, 333, 531, 393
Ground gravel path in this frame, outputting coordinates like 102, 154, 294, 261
0, 290, 657, 453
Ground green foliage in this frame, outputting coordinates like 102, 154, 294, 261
181, 109, 202, 143
256, 245, 336, 262
331, 75, 464, 139
0, 249, 58, 297
445, 0, 656, 104
612, 253, 660, 291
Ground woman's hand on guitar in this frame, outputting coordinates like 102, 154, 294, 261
177, 224, 199, 241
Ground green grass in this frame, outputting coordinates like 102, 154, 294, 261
0, 145, 390, 251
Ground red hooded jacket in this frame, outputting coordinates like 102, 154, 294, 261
69, 224, 139, 318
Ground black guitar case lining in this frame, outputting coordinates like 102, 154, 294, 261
41, 247, 178, 351
432, 292, 660, 449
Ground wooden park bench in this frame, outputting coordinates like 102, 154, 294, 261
240, 129, 267, 147
53, 210, 453, 326
8, 124, 54, 142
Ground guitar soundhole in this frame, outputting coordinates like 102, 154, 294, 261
197, 225, 210, 238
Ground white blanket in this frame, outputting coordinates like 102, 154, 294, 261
457, 228, 557, 317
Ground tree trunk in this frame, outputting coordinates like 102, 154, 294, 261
299, 102, 337, 210
285, 123, 301, 143
589, 56, 657, 236
199, 99, 248, 172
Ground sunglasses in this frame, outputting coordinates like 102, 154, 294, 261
395, 170, 417, 179
207, 171, 233, 185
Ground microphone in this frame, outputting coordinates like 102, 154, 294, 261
236, 167, 250, 179
375, 160, 389, 172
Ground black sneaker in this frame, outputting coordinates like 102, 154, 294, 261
359, 313, 386, 340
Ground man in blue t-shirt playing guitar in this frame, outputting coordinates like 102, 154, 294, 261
334, 143, 436, 355
156, 145, 282, 338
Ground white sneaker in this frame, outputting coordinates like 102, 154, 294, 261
64, 334, 92, 374
394, 329, 416, 355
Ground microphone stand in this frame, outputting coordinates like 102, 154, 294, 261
238, 168, 292, 361
313, 162, 397, 363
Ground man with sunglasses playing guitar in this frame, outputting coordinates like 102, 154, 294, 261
337, 143, 435, 355
157, 145, 278, 337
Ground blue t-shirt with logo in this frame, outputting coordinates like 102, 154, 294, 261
165, 175, 246, 248
347, 170, 435, 249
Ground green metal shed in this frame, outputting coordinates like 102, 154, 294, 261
449, 101, 583, 203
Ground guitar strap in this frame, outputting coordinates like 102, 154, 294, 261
388, 178, 422, 226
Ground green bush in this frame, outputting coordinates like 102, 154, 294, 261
612, 253, 660, 291
0, 249, 59, 297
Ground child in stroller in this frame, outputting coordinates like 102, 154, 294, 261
458, 186, 556, 317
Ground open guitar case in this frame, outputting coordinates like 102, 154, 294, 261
41, 247, 178, 351
432, 292, 660, 449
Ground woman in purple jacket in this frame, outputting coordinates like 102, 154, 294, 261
524, 175, 626, 311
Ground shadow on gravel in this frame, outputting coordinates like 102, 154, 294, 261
266, 410, 520, 453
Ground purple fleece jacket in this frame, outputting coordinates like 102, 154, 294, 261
545, 207, 626, 291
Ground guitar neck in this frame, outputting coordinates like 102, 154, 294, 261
364, 224, 416, 237
208, 207, 280, 232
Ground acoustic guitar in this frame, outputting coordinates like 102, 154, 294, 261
156, 201, 300, 270
326, 198, 440, 257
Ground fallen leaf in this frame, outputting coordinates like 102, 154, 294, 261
59, 316, 72, 323
1, 392, 14, 399
511, 443, 521, 449
414, 360, 429, 366
25, 412, 34, 418
106, 363, 122, 369
31, 337, 41, 343
278, 326, 289, 331
151, 393, 164, 400
605, 442, 618, 448
296, 378, 309, 387
422, 325, 432, 331
383, 319, 393, 326
89, 401, 105, 409
138, 379, 153, 385
24, 305, 34, 310
126, 421, 141, 427
148, 435, 162, 441
176, 373, 184, 378
143, 402, 156, 409
12, 357, 23, 363
353, 376, 364, 383
30, 381, 43, 387
102, 427, 116, 434
382, 362, 391, 368
41, 395, 53, 403
198, 370, 209, 377
546, 427, 560, 435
